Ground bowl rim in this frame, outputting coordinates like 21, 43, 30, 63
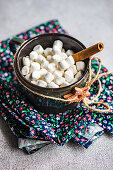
13, 33, 89, 93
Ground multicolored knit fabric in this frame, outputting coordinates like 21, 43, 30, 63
0, 20, 113, 154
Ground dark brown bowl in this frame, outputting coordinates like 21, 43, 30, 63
9, 33, 89, 113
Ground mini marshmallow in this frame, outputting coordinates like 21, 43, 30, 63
22, 66, 29, 75
75, 71, 83, 80
44, 48, 53, 56
48, 82, 59, 88
47, 63, 56, 73
66, 55, 75, 66
40, 68, 48, 76
64, 70, 74, 83
31, 71, 40, 80
70, 77, 78, 84
55, 77, 65, 85
37, 80, 47, 87
47, 55, 52, 61
54, 70, 63, 78
66, 49, 74, 56
58, 60, 70, 70
25, 74, 30, 80
60, 81, 69, 87
31, 81, 37, 85
30, 51, 38, 60
41, 60, 49, 69
53, 45, 61, 54
36, 54, 46, 63
62, 48, 65, 53
76, 61, 85, 71
68, 65, 77, 75
44, 72, 54, 83
52, 54, 61, 63
23, 57, 30, 66
31, 62, 40, 72
60, 52, 67, 60
33, 45, 44, 54
53, 40, 63, 50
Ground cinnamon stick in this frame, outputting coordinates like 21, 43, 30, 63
72, 42, 104, 62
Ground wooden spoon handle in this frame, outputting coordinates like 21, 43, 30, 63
72, 42, 104, 62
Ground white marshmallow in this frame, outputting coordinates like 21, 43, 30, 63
22, 66, 29, 75
60, 52, 67, 60
64, 70, 74, 83
55, 77, 65, 85
44, 72, 54, 83
40, 69, 48, 76
66, 49, 74, 56
31, 62, 40, 72
68, 65, 77, 75
54, 70, 63, 78
66, 55, 75, 66
41, 60, 49, 69
48, 82, 59, 88
53, 40, 63, 50
53, 45, 61, 54
25, 74, 30, 80
62, 48, 65, 53
31, 81, 37, 85
52, 54, 61, 63
58, 60, 70, 70
30, 51, 38, 60
47, 55, 52, 61
70, 77, 78, 84
47, 63, 56, 73
60, 81, 69, 87
23, 57, 30, 66
31, 71, 40, 80
36, 54, 46, 63
76, 61, 85, 71
33, 45, 44, 54
75, 71, 83, 80
44, 48, 53, 56
37, 80, 47, 87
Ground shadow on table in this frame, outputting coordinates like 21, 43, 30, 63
66, 140, 84, 150
0, 117, 18, 148
104, 129, 113, 138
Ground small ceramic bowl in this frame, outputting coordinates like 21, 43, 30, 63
9, 33, 89, 113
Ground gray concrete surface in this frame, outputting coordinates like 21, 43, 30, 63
0, 0, 113, 170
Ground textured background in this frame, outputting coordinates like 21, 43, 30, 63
0, 0, 113, 170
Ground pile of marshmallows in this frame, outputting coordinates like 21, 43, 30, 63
21, 40, 85, 88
